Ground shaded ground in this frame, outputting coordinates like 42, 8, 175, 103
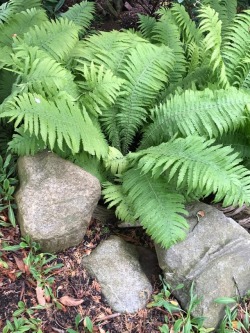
0, 216, 166, 332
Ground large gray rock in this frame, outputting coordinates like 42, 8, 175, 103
82, 236, 153, 313
15, 151, 101, 253
156, 202, 250, 329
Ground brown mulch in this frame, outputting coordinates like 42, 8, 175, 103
0, 216, 167, 333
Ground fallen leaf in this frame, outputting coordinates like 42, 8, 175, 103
36, 285, 46, 306
99, 328, 106, 333
13, 255, 26, 273
197, 210, 205, 217
59, 295, 83, 306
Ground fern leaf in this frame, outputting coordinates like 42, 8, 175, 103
117, 43, 175, 154
69, 151, 108, 182
11, 44, 78, 99
141, 88, 249, 149
138, 14, 157, 40
0, 2, 14, 24
198, 5, 229, 87
77, 30, 148, 75
21, 18, 80, 62
99, 106, 121, 150
104, 147, 128, 175
222, 10, 250, 86
8, 126, 46, 155
202, 0, 237, 32
151, 14, 186, 83
76, 62, 124, 116
131, 136, 250, 207
59, 1, 94, 33
170, 3, 202, 45
102, 181, 137, 223
9, 0, 42, 13
0, 93, 108, 157
122, 168, 188, 248
0, 8, 47, 47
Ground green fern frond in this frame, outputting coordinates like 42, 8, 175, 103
76, 62, 124, 116
138, 14, 157, 40
102, 181, 137, 223
77, 30, 148, 75
0, 2, 14, 24
59, 1, 94, 33
104, 147, 128, 175
0, 8, 47, 47
0, 46, 13, 68
198, 6, 229, 87
21, 18, 80, 62
130, 136, 250, 207
151, 14, 186, 83
170, 3, 202, 45
117, 43, 175, 154
222, 10, 250, 86
11, 44, 78, 99
241, 67, 250, 89
8, 126, 46, 155
202, 0, 237, 32
99, 106, 121, 150
122, 168, 188, 248
0, 93, 108, 157
9, 0, 42, 13
69, 151, 108, 182
141, 87, 249, 149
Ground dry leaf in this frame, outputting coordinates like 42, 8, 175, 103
197, 210, 205, 217
36, 285, 46, 306
99, 328, 106, 333
13, 255, 26, 273
59, 295, 83, 306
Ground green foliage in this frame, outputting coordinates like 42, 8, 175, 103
1, 0, 250, 248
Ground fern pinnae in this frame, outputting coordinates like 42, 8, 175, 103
140, 88, 249, 149
59, 1, 94, 33
198, 5, 229, 88
122, 168, 188, 248
130, 136, 250, 207
117, 43, 175, 154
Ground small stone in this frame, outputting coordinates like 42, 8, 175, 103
15, 151, 101, 253
82, 235, 152, 313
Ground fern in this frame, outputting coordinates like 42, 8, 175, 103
170, 3, 202, 45
150, 13, 186, 84
77, 30, 148, 75
138, 14, 157, 40
20, 18, 80, 62
10, 44, 78, 99
140, 88, 250, 149
0, 8, 47, 47
76, 62, 124, 116
0, 70, 17, 103
117, 43, 175, 154
0, 93, 108, 157
8, 0, 42, 12
130, 136, 250, 207
222, 10, 250, 86
8, 126, 46, 155
0, 2, 14, 24
202, 0, 237, 32
122, 168, 188, 248
198, 5, 229, 87
59, 1, 94, 33
103, 181, 136, 223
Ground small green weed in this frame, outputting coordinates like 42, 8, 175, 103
2, 301, 44, 333
67, 314, 94, 333
0, 154, 18, 227
148, 277, 214, 333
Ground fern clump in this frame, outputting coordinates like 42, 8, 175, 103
1, 0, 250, 248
